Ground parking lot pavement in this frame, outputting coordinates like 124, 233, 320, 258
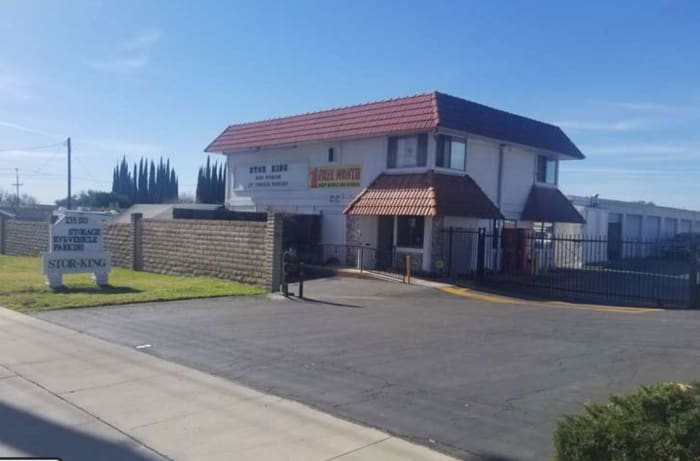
37, 277, 700, 461
0, 306, 455, 461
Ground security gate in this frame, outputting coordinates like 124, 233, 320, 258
441, 227, 699, 308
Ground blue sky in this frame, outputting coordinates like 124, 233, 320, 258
1, 0, 699, 208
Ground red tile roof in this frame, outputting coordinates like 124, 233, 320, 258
205, 93, 437, 153
343, 171, 503, 218
205, 92, 584, 159
521, 185, 585, 223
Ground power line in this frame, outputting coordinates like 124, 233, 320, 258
0, 141, 66, 154
28, 149, 64, 175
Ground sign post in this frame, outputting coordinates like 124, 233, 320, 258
41, 210, 112, 289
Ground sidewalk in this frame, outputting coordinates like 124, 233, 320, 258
0, 307, 455, 461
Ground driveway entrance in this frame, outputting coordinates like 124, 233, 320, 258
37, 278, 700, 461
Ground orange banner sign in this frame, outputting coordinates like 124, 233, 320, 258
309, 166, 361, 188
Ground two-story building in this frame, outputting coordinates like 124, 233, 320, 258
205, 91, 585, 272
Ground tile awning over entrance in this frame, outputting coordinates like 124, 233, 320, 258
343, 171, 504, 219
521, 184, 585, 224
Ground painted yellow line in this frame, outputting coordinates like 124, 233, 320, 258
440, 287, 527, 305
438, 286, 661, 314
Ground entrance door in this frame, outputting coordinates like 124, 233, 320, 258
377, 216, 394, 269
607, 222, 622, 260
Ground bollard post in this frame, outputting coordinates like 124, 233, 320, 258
282, 251, 289, 297
447, 226, 453, 277
689, 246, 699, 309
476, 229, 486, 282
298, 261, 304, 298
405, 254, 411, 284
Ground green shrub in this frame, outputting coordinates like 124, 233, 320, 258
554, 382, 700, 461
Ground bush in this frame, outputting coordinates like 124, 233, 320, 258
554, 382, 700, 461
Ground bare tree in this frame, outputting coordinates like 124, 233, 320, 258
0, 189, 38, 207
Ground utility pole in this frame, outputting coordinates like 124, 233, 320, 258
11, 168, 23, 210
66, 137, 72, 210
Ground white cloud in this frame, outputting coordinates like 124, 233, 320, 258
564, 166, 687, 178
77, 137, 162, 155
581, 143, 699, 157
0, 75, 32, 100
89, 28, 162, 73
118, 29, 162, 51
605, 101, 699, 115
555, 119, 647, 132
89, 56, 149, 73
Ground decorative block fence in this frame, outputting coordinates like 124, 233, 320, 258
0, 213, 282, 291
0, 219, 49, 256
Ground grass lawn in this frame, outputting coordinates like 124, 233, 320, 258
0, 255, 265, 311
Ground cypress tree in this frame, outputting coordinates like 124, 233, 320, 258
148, 161, 156, 203
131, 162, 138, 204
109, 155, 180, 205
169, 169, 177, 202
205, 157, 212, 203
138, 159, 147, 203
195, 167, 203, 203
218, 163, 225, 203
111, 166, 118, 195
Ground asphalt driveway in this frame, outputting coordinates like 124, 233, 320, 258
37, 277, 700, 460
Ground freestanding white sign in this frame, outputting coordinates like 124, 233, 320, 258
41, 210, 112, 289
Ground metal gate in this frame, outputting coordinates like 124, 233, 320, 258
441, 227, 699, 308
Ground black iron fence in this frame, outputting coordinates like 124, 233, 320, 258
284, 243, 413, 284
440, 228, 700, 308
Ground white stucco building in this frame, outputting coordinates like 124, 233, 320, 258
205, 92, 585, 272
570, 195, 700, 241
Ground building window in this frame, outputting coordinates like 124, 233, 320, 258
396, 216, 425, 248
328, 147, 336, 162
387, 134, 427, 168
533, 222, 554, 248
436, 135, 467, 170
536, 155, 557, 184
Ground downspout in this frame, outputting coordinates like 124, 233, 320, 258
497, 144, 505, 210
495, 144, 506, 233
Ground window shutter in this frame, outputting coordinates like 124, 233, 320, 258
435, 135, 445, 167
387, 137, 397, 168
417, 133, 428, 167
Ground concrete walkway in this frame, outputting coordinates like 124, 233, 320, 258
0, 307, 455, 461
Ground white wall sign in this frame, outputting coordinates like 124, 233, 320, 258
41, 211, 112, 289
234, 161, 307, 191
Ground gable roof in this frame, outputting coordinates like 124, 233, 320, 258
343, 171, 503, 219
205, 91, 584, 159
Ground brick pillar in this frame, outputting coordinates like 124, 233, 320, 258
131, 213, 143, 271
0, 216, 6, 255
264, 212, 283, 292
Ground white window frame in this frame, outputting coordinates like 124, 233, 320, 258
394, 136, 420, 168
436, 135, 467, 171
536, 155, 558, 185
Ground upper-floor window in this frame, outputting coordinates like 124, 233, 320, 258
387, 134, 427, 168
436, 135, 467, 170
536, 155, 557, 184
328, 147, 337, 162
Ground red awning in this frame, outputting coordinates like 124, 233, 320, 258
343, 171, 503, 219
